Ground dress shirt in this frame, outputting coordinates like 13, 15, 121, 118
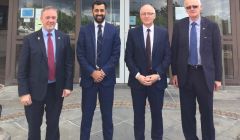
135, 24, 160, 80
42, 28, 56, 61
94, 21, 105, 65
143, 25, 154, 54
42, 28, 56, 83
189, 18, 201, 65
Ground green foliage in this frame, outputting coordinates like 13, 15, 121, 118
58, 11, 76, 34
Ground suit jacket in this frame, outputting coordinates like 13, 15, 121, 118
18, 29, 73, 101
77, 22, 121, 87
125, 25, 171, 89
171, 17, 222, 91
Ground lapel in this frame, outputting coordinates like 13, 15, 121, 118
152, 26, 159, 58
138, 26, 146, 55
103, 22, 109, 46
89, 23, 96, 61
55, 30, 61, 64
182, 18, 190, 56
200, 17, 208, 54
36, 30, 47, 62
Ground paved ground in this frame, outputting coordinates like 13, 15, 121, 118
0, 84, 240, 140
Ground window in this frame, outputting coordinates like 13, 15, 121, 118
17, 0, 76, 36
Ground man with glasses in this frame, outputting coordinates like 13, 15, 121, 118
125, 4, 171, 140
171, 0, 222, 139
77, 1, 120, 140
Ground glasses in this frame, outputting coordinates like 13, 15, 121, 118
45, 16, 57, 20
140, 12, 155, 16
185, 5, 199, 10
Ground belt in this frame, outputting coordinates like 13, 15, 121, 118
188, 64, 202, 70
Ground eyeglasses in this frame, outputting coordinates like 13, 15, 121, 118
140, 12, 155, 16
185, 5, 199, 10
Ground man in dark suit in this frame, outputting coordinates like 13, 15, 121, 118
125, 4, 171, 140
171, 0, 222, 139
76, 1, 120, 140
18, 6, 73, 140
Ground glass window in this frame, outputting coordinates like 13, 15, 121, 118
15, 44, 23, 78
223, 44, 234, 79
80, 0, 120, 78
80, 0, 120, 26
17, 0, 76, 36
130, 0, 168, 28
173, 0, 231, 35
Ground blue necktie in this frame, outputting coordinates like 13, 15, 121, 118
97, 24, 103, 68
189, 22, 198, 65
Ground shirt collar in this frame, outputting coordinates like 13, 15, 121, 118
189, 17, 201, 26
94, 20, 106, 28
42, 28, 55, 37
143, 24, 154, 33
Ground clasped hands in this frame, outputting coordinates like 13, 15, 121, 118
136, 74, 160, 86
91, 69, 106, 83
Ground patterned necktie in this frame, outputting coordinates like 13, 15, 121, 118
47, 33, 55, 80
97, 24, 103, 67
189, 22, 198, 65
146, 28, 152, 71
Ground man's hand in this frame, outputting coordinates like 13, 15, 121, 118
171, 75, 179, 88
146, 74, 160, 84
20, 94, 32, 106
62, 89, 71, 97
214, 81, 221, 91
91, 69, 105, 83
136, 74, 152, 86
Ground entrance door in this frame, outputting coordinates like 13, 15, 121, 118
0, 0, 8, 84
80, 0, 125, 83
123, 0, 169, 83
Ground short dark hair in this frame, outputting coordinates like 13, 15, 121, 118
92, 0, 107, 10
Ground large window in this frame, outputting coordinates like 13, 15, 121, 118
17, 0, 76, 36
130, 0, 168, 28
173, 0, 234, 79
80, 0, 120, 26
173, 0, 231, 35
80, 0, 121, 78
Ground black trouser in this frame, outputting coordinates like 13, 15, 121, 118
25, 83, 64, 140
180, 67, 215, 140
131, 86, 165, 140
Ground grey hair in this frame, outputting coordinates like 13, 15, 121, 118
184, 0, 202, 7
41, 6, 58, 16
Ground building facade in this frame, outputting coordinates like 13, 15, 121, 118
0, 0, 240, 85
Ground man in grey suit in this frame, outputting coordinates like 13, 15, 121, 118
171, 0, 222, 139
18, 6, 73, 140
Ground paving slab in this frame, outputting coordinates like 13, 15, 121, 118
0, 85, 239, 140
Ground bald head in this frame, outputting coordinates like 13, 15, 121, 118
184, 0, 202, 7
139, 4, 156, 28
184, 0, 202, 21
140, 4, 155, 15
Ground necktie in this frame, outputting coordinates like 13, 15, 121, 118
47, 33, 55, 80
146, 28, 152, 71
189, 22, 198, 65
97, 24, 103, 68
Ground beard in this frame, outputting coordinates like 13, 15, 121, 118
94, 15, 105, 24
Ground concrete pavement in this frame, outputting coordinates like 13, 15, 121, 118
0, 85, 240, 140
